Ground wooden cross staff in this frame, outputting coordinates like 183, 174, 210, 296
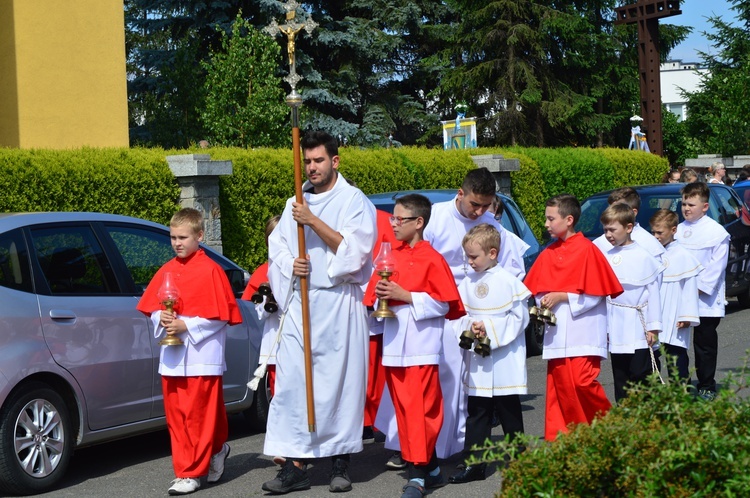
264, 0, 318, 433
615, 0, 682, 157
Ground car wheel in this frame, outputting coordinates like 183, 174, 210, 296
0, 382, 73, 496
244, 370, 271, 432
525, 318, 544, 357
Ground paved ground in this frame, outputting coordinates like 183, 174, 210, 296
33, 300, 750, 497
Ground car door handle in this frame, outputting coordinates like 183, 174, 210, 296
49, 310, 77, 320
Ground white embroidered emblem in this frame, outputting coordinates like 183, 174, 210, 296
683, 228, 692, 238
611, 254, 623, 266
475, 282, 489, 299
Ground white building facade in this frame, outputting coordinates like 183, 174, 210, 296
660, 60, 708, 122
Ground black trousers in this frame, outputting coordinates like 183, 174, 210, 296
610, 348, 661, 402
464, 394, 523, 458
661, 343, 690, 382
694, 316, 720, 392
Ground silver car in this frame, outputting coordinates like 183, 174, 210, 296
0, 212, 267, 496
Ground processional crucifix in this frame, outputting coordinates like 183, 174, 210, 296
264, 0, 318, 432
614, 0, 681, 157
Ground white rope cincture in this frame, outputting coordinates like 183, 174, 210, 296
248, 275, 297, 391
606, 298, 665, 384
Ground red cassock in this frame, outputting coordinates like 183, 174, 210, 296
241, 261, 269, 301
524, 232, 623, 298
364, 210, 398, 427
137, 248, 240, 477
363, 240, 465, 320
240, 261, 276, 396
523, 233, 622, 440
364, 240, 464, 465
137, 249, 242, 325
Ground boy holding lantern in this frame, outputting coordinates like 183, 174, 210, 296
364, 194, 465, 498
137, 207, 242, 495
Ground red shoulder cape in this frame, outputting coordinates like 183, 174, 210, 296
137, 249, 242, 325
241, 261, 269, 301
524, 232, 623, 297
364, 240, 465, 320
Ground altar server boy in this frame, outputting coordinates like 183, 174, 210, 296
650, 209, 702, 381
364, 194, 465, 498
599, 203, 664, 402
448, 224, 530, 485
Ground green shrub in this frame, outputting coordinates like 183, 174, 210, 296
0, 147, 179, 224
484, 361, 750, 497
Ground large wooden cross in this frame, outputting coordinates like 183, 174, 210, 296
615, 0, 681, 157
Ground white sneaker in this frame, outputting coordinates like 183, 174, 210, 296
207, 443, 230, 483
168, 477, 201, 495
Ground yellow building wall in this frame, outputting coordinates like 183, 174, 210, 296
0, 0, 128, 148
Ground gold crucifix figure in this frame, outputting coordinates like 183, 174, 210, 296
264, 0, 317, 79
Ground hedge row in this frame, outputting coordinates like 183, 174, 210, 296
0, 147, 180, 223
0, 146, 667, 272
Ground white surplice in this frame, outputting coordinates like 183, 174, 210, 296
659, 241, 702, 348
453, 265, 531, 397
604, 242, 664, 353
254, 301, 279, 365
264, 174, 376, 459
594, 223, 666, 263
424, 197, 529, 459
676, 216, 730, 317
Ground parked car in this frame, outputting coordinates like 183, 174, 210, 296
0, 212, 266, 496
579, 183, 750, 306
366, 189, 545, 355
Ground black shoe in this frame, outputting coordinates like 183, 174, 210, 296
261, 461, 311, 494
329, 458, 353, 492
362, 426, 374, 440
449, 464, 487, 484
386, 451, 407, 470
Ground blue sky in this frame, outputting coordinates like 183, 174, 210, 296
667, 0, 736, 62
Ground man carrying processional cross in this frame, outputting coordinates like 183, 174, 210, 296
260, 3, 377, 494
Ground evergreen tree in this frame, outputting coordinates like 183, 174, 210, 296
684, 0, 750, 156
201, 14, 289, 148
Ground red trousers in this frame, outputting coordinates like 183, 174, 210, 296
267, 364, 276, 398
364, 334, 386, 427
545, 356, 611, 441
162, 376, 228, 478
385, 365, 443, 466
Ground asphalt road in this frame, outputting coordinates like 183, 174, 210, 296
33, 300, 750, 498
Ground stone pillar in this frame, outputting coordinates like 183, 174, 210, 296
471, 154, 520, 196
166, 154, 233, 254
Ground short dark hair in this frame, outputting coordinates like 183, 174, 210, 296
301, 130, 338, 159
681, 181, 710, 203
607, 187, 641, 210
546, 194, 580, 226
461, 168, 496, 197
601, 202, 635, 227
395, 193, 432, 227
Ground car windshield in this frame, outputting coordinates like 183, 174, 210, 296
581, 187, 747, 238
580, 192, 684, 237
